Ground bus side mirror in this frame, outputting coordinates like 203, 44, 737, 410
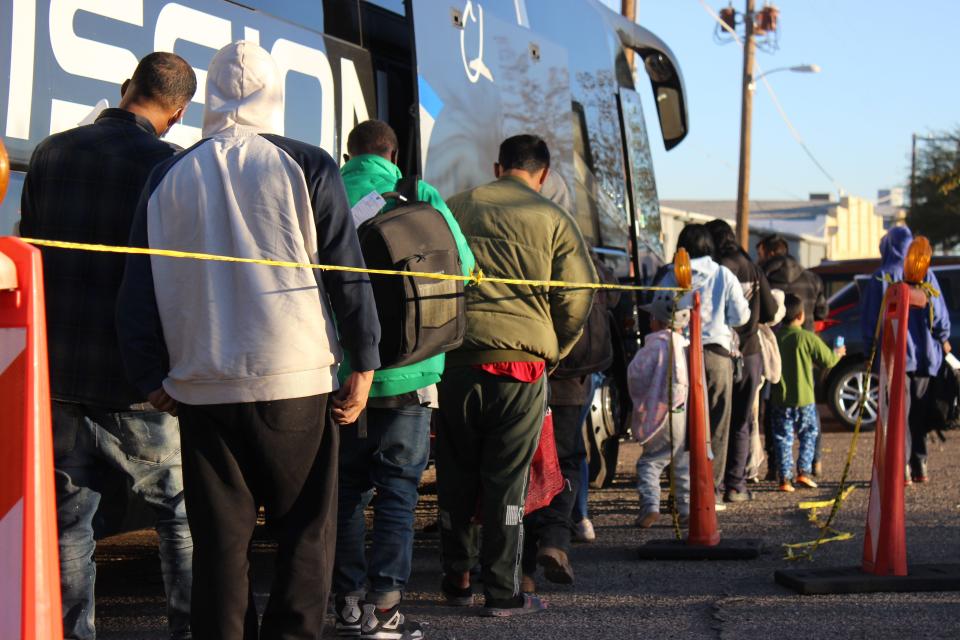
641, 52, 688, 150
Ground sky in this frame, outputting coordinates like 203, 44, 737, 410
599, 0, 960, 203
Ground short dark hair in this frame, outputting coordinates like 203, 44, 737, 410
784, 293, 804, 322
346, 119, 398, 158
705, 219, 740, 259
128, 52, 197, 109
498, 134, 550, 173
677, 224, 715, 259
759, 233, 789, 257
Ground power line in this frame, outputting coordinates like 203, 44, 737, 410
695, 0, 845, 195
689, 142, 806, 200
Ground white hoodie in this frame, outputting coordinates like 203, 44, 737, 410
118, 41, 381, 404
659, 256, 750, 352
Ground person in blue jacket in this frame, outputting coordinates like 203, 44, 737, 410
861, 226, 951, 483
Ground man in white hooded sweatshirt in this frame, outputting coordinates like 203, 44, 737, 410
118, 42, 381, 639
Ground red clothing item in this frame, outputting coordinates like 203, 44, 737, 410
476, 361, 545, 382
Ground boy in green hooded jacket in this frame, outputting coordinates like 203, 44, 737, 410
332, 120, 474, 639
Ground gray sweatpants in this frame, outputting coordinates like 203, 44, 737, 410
704, 349, 733, 491
636, 408, 690, 517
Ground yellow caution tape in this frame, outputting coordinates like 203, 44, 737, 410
782, 288, 892, 562
781, 486, 858, 560
797, 485, 857, 512
782, 532, 855, 560
19, 238, 686, 293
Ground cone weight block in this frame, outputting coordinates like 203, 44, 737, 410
775, 564, 960, 595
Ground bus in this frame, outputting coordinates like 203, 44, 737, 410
0, 0, 688, 487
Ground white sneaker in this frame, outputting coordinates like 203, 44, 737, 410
714, 501, 727, 512
573, 518, 596, 542
335, 595, 363, 637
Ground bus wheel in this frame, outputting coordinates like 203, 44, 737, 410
585, 376, 621, 488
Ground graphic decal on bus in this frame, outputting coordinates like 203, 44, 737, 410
0, 0, 375, 165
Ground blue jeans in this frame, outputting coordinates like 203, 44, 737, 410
333, 405, 431, 607
770, 404, 819, 481
53, 401, 192, 640
572, 373, 603, 522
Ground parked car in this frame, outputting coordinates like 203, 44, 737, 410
811, 256, 960, 305
818, 265, 960, 429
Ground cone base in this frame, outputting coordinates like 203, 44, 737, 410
775, 564, 960, 595
637, 538, 764, 560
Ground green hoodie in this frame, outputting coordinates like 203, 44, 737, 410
338, 154, 475, 397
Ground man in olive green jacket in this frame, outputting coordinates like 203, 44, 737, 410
437, 134, 596, 616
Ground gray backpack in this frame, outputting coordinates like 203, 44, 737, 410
356, 176, 466, 369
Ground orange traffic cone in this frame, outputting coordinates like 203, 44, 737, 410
862, 281, 913, 576
776, 236, 960, 593
686, 291, 720, 547
0, 236, 63, 639
638, 252, 761, 560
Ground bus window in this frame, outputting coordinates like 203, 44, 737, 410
618, 88, 663, 257
364, 0, 406, 15
570, 102, 601, 245
233, 1, 324, 34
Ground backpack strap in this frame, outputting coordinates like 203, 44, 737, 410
381, 175, 420, 206
396, 174, 419, 203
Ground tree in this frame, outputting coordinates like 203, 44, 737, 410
907, 128, 960, 248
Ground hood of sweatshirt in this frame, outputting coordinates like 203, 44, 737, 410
879, 226, 913, 271
762, 254, 805, 284
340, 154, 402, 198
689, 255, 719, 289
202, 40, 283, 138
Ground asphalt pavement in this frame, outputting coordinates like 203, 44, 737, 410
93, 410, 960, 639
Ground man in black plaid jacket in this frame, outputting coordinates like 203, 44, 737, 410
19, 52, 196, 640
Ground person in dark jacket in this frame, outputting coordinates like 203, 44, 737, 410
757, 234, 828, 330
520, 172, 618, 592
861, 226, 951, 482
706, 220, 778, 502
20, 52, 196, 640
757, 233, 829, 476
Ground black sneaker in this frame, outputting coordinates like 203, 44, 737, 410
723, 488, 755, 503
335, 595, 363, 637
482, 593, 548, 617
359, 604, 424, 640
440, 574, 473, 606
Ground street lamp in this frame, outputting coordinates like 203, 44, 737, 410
735, 52, 822, 249
749, 64, 821, 91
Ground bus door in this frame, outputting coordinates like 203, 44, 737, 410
408, 0, 575, 201
617, 87, 664, 285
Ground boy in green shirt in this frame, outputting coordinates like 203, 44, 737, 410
771, 294, 845, 491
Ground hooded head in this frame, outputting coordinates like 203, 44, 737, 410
642, 290, 690, 331
202, 41, 283, 138
879, 226, 914, 270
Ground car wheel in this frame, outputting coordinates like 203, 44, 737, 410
827, 360, 879, 430
585, 376, 621, 488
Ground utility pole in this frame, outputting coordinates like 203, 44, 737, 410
622, 0, 637, 69
735, 0, 756, 250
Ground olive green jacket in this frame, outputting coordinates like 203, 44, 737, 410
447, 175, 597, 366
